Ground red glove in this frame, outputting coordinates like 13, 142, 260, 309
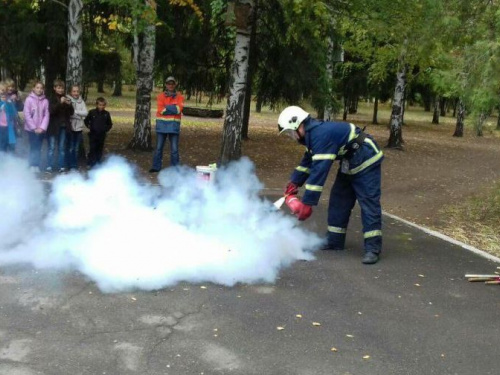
284, 181, 299, 196
285, 196, 313, 221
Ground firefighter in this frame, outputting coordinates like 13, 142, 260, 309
278, 106, 384, 264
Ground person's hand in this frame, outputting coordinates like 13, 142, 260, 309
295, 203, 312, 221
285, 196, 313, 221
34, 128, 43, 134
284, 181, 299, 196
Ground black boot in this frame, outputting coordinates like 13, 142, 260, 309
362, 252, 379, 264
320, 243, 344, 251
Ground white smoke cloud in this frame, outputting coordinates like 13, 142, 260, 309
0, 155, 321, 292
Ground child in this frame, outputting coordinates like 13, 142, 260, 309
23, 81, 49, 172
67, 85, 88, 170
0, 85, 18, 153
84, 97, 112, 167
4, 78, 24, 112
46, 80, 73, 173
3, 78, 24, 138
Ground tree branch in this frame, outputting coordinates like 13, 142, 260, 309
47, 0, 68, 9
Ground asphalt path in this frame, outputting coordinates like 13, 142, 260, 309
0, 196, 499, 375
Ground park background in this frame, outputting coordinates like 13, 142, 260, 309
1, 0, 500, 256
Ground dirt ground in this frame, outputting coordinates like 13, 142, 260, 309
38, 104, 500, 251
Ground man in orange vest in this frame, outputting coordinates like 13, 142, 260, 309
150, 76, 185, 172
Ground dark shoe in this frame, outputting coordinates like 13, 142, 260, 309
362, 252, 379, 265
149, 168, 159, 173
320, 243, 344, 251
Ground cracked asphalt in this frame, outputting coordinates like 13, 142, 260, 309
0, 197, 499, 375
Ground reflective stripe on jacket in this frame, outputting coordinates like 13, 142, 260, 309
290, 118, 383, 206
155, 91, 184, 134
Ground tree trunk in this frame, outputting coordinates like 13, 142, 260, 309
97, 79, 105, 93
439, 97, 447, 116
497, 109, 500, 130
348, 97, 358, 114
342, 96, 348, 121
66, 0, 83, 89
255, 96, 262, 113
423, 94, 432, 112
112, 78, 122, 97
241, 1, 258, 141
476, 112, 486, 137
387, 64, 406, 149
323, 38, 342, 121
128, 19, 155, 151
432, 95, 440, 124
219, 0, 254, 164
452, 98, 458, 117
372, 96, 379, 124
453, 99, 465, 137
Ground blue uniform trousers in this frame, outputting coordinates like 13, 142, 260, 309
327, 163, 382, 254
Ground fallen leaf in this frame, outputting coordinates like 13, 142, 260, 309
131, 297, 137, 301
296, 314, 303, 318
277, 326, 285, 331
346, 334, 354, 338
363, 355, 370, 359
330, 347, 338, 352
312, 322, 321, 326
418, 274, 425, 278
414, 283, 421, 287
200, 286, 207, 289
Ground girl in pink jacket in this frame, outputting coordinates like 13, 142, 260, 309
23, 81, 49, 172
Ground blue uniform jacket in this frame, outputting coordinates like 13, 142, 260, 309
290, 117, 383, 206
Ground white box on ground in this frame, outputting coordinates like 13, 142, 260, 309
196, 165, 217, 184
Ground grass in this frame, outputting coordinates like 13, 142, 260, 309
440, 183, 500, 257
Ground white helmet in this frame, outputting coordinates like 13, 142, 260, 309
278, 106, 310, 133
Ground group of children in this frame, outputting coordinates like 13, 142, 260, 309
0, 79, 113, 173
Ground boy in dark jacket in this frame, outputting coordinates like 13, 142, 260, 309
46, 80, 74, 173
84, 97, 112, 167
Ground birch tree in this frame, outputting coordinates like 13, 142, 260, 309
219, 0, 255, 164
387, 46, 407, 149
128, 2, 156, 150
66, 0, 83, 89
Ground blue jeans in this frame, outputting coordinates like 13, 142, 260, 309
28, 131, 44, 167
47, 128, 67, 169
67, 131, 82, 169
0, 127, 8, 152
152, 132, 179, 170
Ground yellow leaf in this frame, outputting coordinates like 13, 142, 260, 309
346, 334, 354, 338
312, 322, 321, 326
330, 347, 338, 352
277, 326, 285, 331
363, 355, 370, 359
295, 314, 302, 318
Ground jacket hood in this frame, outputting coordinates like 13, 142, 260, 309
68, 95, 83, 103
28, 92, 46, 101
